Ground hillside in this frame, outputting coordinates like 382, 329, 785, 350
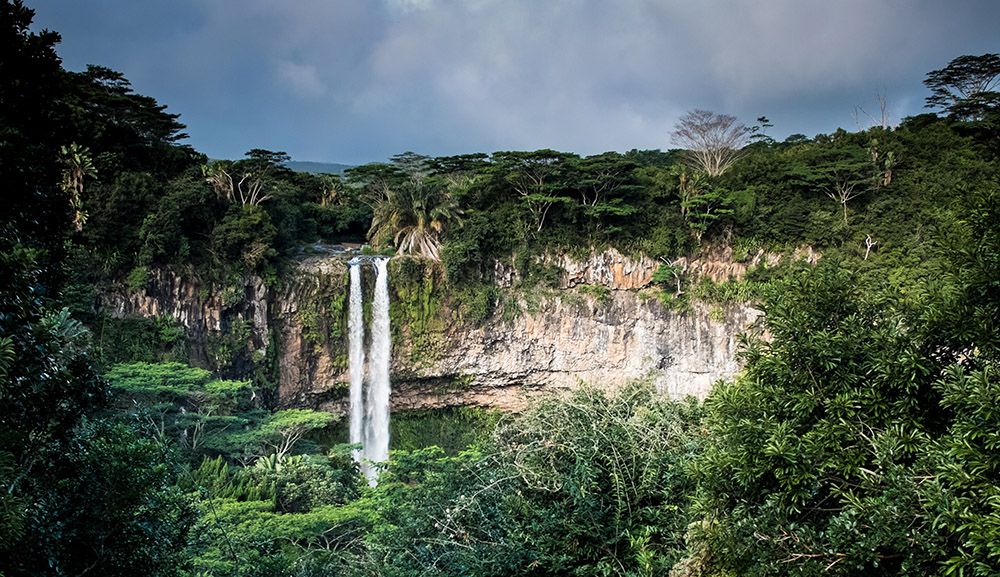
284, 160, 354, 174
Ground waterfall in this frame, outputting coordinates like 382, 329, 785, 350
365, 257, 392, 482
347, 256, 392, 486
347, 262, 365, 464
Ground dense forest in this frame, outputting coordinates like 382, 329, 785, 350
2, 1, 999, 576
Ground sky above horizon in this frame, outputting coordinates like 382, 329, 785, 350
30, 0, 999, 165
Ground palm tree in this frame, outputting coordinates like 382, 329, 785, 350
58, 143, 96, 231
367, 177, 462, 260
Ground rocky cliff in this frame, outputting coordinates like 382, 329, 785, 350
102, 249, 766, 413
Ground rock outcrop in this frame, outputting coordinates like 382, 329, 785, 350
102, 268, 269, 371
495, 248, 660, 290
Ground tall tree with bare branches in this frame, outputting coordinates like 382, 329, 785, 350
671, 110, 751, 177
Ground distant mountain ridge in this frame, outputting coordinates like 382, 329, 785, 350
283, 160, 353, 174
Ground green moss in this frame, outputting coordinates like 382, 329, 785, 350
389, 257, 447, 365
430, 374, 476, 395
125, 265, 149, 293
450, 283, 498, 325
330, 353, 348, 373
578, 283, 612, 305
498, 291, 523, 323
328, 286, 348, 339
390, 406, 501, 454
295, 271, 349, 355
297, 306, 323, 351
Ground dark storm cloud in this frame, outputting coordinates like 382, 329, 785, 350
30, 0, 999, 163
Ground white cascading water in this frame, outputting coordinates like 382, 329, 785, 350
363, 257, 392, 485
347, 262, 365, 464
347, 256, 392, 485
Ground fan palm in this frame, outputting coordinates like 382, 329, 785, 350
367, 178, 462, 260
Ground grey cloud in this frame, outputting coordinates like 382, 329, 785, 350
30, 0, 1000, 163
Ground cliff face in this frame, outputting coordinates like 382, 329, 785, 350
102, 249, 764, 412
384, 293, 760, 412
102, 268, 270, 372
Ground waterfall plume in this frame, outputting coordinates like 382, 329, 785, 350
347, 262, 365, 464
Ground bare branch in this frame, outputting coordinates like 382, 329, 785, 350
671, 110, 751, 177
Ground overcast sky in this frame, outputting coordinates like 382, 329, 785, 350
30, 0, 999, 165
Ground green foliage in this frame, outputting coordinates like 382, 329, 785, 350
363, 446, 518, 577
365, 385, 704, 577
180, 450, 365, 577
227, 409, 339, 462
924, 53, 1000, 120
496, 385, 705, 576
107, 361, 214, 395
206, 316, 253, 369
652, 262, 683, 287
390, 407, 501, 454
106, 361, 257, 457
178, 456, 273, 502
924, 366, 1000, 576
271, 452, 361, 512
125, 264, 150, 291
211, 205, 278, 271
92, 315, 187, 367
689, 260, 985, 576
689, 275, 770, 305
367, 176, 463, 260
185, 497, 368, 577
9, 7, 1000, 575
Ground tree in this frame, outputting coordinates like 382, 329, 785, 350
671, 167, 733, 241
784, 137, 871, 224
367, 177, 462, 260
0, 220, 193, 577
59, 143, 97, 231
1, 0, 71, 281
690, 261, 967, 577
210, 203, 278, 270
62, 65, 199, 178
571, 153, 641, 238
671, 109, 751, 177
575, 153, 636, 207
924, 53, 1000, 120
390, 151, 432, 177
244, 409, 338, 462
491, 150, 577, 234
924, 365, 1000, 576
106, 362, 255, 453
366, 385, 704, 577
823, 173, 868, 225
203, 149, 291, 206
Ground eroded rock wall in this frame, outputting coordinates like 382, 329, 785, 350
100, 248, 766, 413
383, 293, 760, 412
101, 268, 269, 371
